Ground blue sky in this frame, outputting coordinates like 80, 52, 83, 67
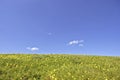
0, 0, 120, 56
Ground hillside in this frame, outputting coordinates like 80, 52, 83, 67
0, 54, 120, 80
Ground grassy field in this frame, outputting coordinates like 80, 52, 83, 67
0, 54, 120, 80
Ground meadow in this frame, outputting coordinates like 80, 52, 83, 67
0, 54, 120, 80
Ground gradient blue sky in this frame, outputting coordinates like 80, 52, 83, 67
0, 0, 120, 56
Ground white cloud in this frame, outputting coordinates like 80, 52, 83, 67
68, 40, 84, 45
69, 40, 80, 45
26, 47, 39, 51
68, 40, 84, 46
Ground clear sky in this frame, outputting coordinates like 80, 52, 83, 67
0, 0, 120, 56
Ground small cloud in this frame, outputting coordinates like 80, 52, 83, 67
68, 40, 84, 46
26, 47, 39, 51
69, 40, 80, 45
68, 40, 84, 45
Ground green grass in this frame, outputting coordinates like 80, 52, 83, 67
0, 54, 120, 80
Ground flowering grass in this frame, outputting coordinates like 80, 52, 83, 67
0, 54, 120, 80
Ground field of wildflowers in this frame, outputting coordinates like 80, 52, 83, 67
0, 54, 120, 80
